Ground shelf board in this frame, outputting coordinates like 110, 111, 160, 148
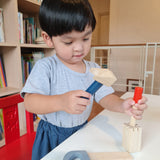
0, 42, 17, 47
18, 0, 41, 14
20, 43, 52, 49
0, 87, 21, 97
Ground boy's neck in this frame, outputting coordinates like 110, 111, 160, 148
57, 56, 86, 73
64, 61, 86, 73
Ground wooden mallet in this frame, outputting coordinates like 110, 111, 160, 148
82, 68, 117, 97
122, 87, 143, 153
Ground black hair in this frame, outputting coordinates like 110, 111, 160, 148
39, 0, 96, 37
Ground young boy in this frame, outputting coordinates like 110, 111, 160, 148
21, 0, 147, 159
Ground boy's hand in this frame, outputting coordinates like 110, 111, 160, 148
122, 96, 148, 120
60, 90, 91, 114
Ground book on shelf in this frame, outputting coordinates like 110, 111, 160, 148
18, 12, 24, 44
32, 0, 42, 2
18, 12, 41, 44
0, 8, 5, 43
36, 0, 43, 2
21, 51, 44, 84
0, 55, 7, 88
23, 16, 41, 44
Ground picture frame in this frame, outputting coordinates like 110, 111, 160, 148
126, 79, 143, 92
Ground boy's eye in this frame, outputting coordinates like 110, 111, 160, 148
64, 41, 72, 45
83, 38, 89, 41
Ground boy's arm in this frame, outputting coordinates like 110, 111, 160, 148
24, 93, 63, 114
99, 94, 147, 120
99, 94, 125, 113
24, 90, 91, 114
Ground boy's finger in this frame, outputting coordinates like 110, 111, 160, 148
138, 96, 148, 104
135, 103, 147, 110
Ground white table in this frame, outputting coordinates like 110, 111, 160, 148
42, 92, 160, 160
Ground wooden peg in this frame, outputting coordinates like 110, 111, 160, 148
122, 87, 143, 153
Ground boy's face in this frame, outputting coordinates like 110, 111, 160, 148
51, 25, 92, 65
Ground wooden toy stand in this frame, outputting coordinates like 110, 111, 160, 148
0, 93, 36, 160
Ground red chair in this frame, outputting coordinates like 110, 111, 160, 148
0, 93, 36, 160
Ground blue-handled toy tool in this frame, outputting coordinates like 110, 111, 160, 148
81, 81, 103, 99
82, 68, 117, 98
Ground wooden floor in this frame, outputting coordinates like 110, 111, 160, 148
88, 91, 125, 121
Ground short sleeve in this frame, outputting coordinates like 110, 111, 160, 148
20, 59, 51, 98
94, 85, 114, 103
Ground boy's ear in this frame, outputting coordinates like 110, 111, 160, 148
41, 31, 54, 47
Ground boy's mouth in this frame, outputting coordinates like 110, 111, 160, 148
73, 54, 83, 58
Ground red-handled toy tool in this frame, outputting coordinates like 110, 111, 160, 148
133, 87, 143, 103
122, 87, 143, 153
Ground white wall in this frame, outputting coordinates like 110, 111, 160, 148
109, 0, 160, 44
109, 0, 160, 94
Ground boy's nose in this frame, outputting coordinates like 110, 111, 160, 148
73, 43, 83, 52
